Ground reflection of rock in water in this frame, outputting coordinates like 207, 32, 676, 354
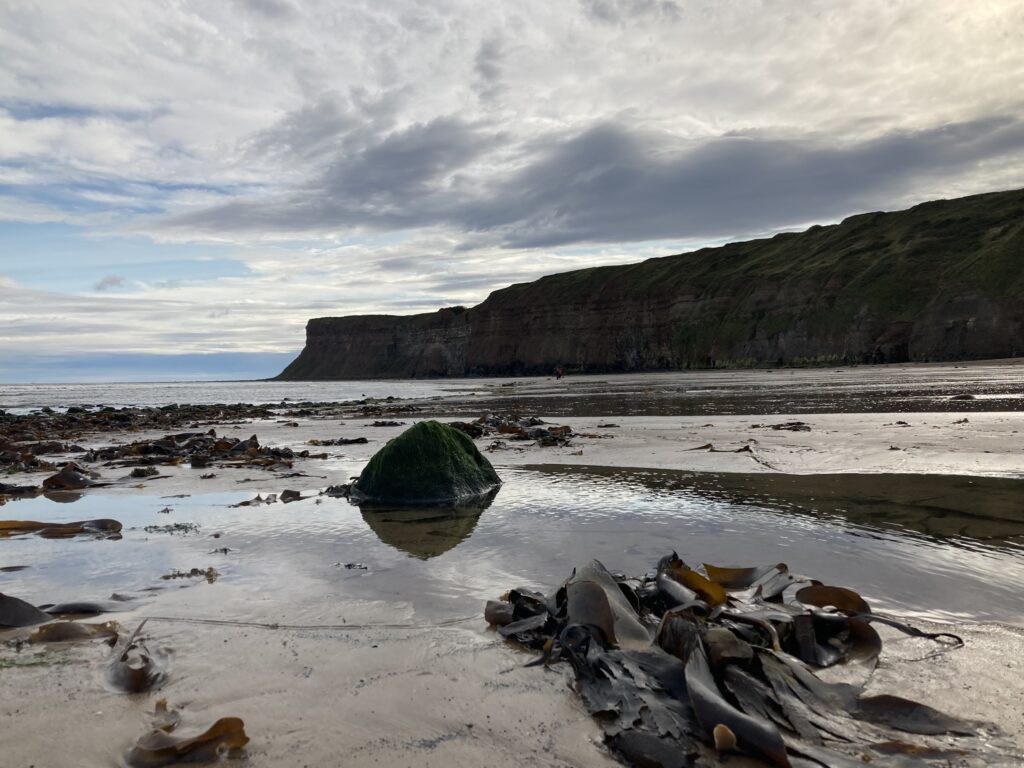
43, 491, 85, 504
359, 489, 496, 559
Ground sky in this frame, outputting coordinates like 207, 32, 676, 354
1, 0, 1023, 383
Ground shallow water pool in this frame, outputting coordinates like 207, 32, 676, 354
3, 466, 1024, 629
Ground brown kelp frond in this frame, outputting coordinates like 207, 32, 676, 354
488, 555, 1016, 767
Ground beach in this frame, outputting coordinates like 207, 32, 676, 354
2, 362, 1024, 766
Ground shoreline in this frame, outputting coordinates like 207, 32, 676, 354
3, 365, 1024, 766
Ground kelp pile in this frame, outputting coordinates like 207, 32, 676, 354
84, 430, 324, 471
0, 431, 328, 503
449, 413, 576, 446
488, 555, 1018, 767
0, 403, 275, 454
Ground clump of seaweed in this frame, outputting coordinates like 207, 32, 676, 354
489, 554, 1017, 767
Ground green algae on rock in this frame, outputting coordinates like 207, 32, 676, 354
351, 421, 500, 505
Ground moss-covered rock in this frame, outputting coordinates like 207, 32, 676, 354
351, 420, 501, 504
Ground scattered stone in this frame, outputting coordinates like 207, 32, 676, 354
230, 494, 277, 507
143, 523, 199, 535
687, 443, 754, 454
0, 482, 42, 499
161, 567, 219, 583
750, 421, 811, 432
308, 436, 369, 446
448, 414, 574, 446
42, 462, 100, 490
0, 593, 52, 627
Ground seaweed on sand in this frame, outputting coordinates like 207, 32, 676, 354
489, 554, 1017, 767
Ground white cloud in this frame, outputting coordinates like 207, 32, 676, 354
0, 0, 1022, 371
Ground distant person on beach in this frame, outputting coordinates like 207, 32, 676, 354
555, 366, 564, 380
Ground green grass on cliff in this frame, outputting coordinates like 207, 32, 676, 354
491, 189, 1024, 306
480, 188, 1024, 367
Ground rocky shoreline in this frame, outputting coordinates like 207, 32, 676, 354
2, 365, 1024, 767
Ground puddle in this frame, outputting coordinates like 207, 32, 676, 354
3, 467, 1024, 629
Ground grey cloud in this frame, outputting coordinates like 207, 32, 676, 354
172, 116, 499, 233
239, 0, 298, 19
473, 36, 504, 101
244, 88, 410, 171
245, 94, 356, 165
581, 0, 681, 24
373, 255, 428, 272
474, 116, 1024, 248
320, 116, 490, 196
425, 272, 533, 292
164, 114, 1024, 250
94, 274, 125, 291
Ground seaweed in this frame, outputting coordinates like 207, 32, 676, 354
125, 700, 249, 767
489, 554, 1017, 766
0, 518, 122, 539
0, 592, 52, 627
106, 620, 168, 693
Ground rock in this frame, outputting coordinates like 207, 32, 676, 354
351, 421, 500, 505
0, 593, 52, 627
42, 463, 96, 490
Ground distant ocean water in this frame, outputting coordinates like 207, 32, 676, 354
0, 379, 491, 413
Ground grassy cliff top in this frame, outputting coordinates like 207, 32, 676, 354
480, 187, 1024, 311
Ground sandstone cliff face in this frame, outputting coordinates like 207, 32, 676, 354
277, 188, 1024, 379
278, 309, 471, 379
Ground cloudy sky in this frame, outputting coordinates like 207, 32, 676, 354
1, 0, 1023, 382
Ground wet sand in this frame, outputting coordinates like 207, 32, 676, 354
3, 363, 1024, 766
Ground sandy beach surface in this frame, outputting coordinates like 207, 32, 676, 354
2, 363, 1023, 767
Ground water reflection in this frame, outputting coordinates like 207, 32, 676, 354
525, 465, 1024, 552
4, 468, 1024, 626
42, 491, 84, 504
358, 490, 496, 559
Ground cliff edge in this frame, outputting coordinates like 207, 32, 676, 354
277, 188, 1024, 379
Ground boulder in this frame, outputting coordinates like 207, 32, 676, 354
351, 421, 500, 505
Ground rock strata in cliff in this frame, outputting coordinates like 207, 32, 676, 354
277, 188, 1024, 379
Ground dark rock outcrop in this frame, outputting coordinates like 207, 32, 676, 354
351, 421, 501, 505
278, 188, 1024, 379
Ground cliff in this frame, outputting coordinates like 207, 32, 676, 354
277, 188, 1024, 379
